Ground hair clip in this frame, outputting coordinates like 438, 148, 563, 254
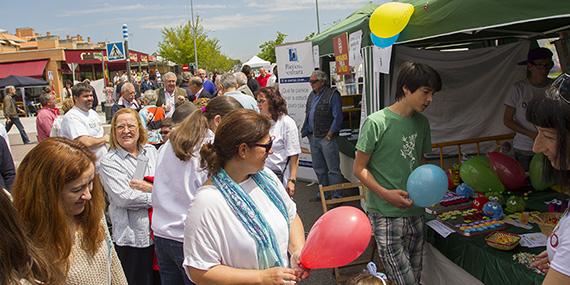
366, 262, 388, 285
201, 106, 207, 113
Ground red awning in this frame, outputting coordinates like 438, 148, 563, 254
0, 59, 48, 78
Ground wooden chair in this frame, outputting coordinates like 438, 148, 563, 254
319, 182, 377, 284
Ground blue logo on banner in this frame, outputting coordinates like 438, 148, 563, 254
288, 48, 298, 62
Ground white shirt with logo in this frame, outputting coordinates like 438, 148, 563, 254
547, 207, 570, 277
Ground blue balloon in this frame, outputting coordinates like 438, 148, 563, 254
407, 164, 448, 207
370, 32, 399, 48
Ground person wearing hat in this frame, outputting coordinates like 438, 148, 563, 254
503, 47, 554, 171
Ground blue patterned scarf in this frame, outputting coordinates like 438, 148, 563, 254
212, 169, 290, 269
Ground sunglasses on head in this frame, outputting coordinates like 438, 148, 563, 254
253, 136, 274, 153
547, 73, 570, 105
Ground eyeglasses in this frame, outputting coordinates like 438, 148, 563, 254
546, 73, 570, 104
309, 79, 320, 84
253, 136, 274, 153
116, 124, 137, 132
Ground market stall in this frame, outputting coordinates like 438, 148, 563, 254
306, 1, 570, 284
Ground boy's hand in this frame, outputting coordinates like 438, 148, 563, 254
381, 189, 413, 209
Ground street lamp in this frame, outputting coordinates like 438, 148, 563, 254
190, 0, 198, 71
315, 0, 321, 34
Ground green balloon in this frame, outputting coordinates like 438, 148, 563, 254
529, 153, 555, 191
460, 156, 505, 193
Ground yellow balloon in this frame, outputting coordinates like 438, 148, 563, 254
369, 2, 415, 38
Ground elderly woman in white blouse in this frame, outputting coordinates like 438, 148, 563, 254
99, 108, 158, 285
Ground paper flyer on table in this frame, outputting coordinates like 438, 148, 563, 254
426, 220, 455, 238
520, 233, 547, 248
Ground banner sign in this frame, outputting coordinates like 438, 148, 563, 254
276, 41, 317, 181
333, 33, 350, 75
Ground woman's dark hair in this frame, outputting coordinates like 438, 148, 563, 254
171, 96, 242, 161
200, 109, 271, 175
257, 87, 287, 121
526, 73, 570, 186
395, 61, 442, 101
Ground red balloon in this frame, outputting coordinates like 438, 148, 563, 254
300, 206, 372, 269
487, 152, 526, 190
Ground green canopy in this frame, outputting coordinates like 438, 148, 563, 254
311, 0, 570, 54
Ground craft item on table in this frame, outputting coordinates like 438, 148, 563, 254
455, 219, 505, 236
486, 191, 505, 205
483, 201, 504, 219
447, 164, 461, 190
473, 195, 489, 211
519, 232, 547, 248
545, 199, 567, 212
535, 212, 562, 236
485, 231, 521, 250
505, 195, 526, 214
455, 183, 474, 198
513, 252, 545, 275
505, 212, 533, 229
438, 208, 489, 223
439, 191, 470, 206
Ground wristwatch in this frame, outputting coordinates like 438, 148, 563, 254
288, 178, 297, 183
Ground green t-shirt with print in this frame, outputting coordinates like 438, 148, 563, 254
356, 107, 432, 217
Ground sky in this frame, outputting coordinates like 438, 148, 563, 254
2, 0, 375, 62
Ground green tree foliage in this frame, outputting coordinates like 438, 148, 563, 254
158, 17, 238, 72
257, 32, 287, 63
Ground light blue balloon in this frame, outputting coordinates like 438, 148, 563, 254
407, 164, 448, 207
370, 32, 399, 48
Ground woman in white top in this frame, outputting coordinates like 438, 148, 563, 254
256, 87, 301, 196
12, 138, 127, 285
99, 108, 158, 285
528, 73, 570, 285
152, 96, 243, 285
184, 109, 308, 284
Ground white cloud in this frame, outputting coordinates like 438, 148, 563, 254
245, 0, 369, 12
202, 14, 276, 32
60, 3, 164, 16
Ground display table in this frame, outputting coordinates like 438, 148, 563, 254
426, 190, 568, 285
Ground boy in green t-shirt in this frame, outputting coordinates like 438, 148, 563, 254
353, 62, 442, 285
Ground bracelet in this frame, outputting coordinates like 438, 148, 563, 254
288, 178, 297, 183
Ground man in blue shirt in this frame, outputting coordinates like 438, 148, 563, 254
301, 70, 344, 190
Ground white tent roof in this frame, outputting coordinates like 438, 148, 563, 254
242, 55, 270, 68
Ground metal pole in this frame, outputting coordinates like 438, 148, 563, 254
315, 0, 321, 33
123, 24, 132, 82
191, 0, 198, 70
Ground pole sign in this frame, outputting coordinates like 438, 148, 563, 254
106, 42, 126, 61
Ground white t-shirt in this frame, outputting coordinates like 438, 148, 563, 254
547, 208, 570, 277
151, 130, 213, 242
183, 168, 296, 275
265, 115, 301, 183
504, 79, 551, 151
60, 106, 107, 162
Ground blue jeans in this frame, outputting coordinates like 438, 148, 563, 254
5, 116, 30, 144
154, 237, 195, 285
308, 135, 344, 188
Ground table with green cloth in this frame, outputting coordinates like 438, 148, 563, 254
426, 190, 568, 285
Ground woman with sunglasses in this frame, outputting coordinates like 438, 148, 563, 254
151, 96, 242, 285
257, 87, 301, 196
528, 73, 570, 285
503, 47, 554, 171
184, 109, 308, 285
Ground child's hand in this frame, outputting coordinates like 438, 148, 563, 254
381, 189, 413, 209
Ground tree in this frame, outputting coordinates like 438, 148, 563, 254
304, 32, 316, 41
257, 32, 287, 63
158, 17, 237, 72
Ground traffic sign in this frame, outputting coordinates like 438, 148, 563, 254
106, 42, 126, 61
